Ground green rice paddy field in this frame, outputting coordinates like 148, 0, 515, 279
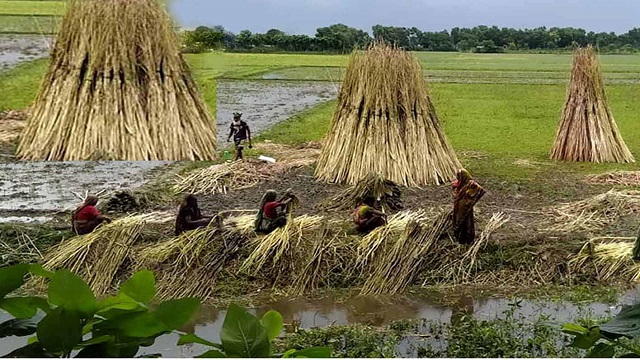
4, 51, 640, 182
0, 0, 63, 34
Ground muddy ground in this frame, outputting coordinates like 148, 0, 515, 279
0, 34, 52, 71
216, 80, 336, 143
0, 80, 337, 223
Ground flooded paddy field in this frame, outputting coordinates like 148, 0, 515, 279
215, 80, 336, 143
0, 79, 337, 222
0, 161, 170, 222
0, 34, 51, 71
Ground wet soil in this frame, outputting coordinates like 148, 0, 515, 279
216, 80, 336, 144
0, 161, 170, 212
0, 34, 52, 71
0, 288, 634, 358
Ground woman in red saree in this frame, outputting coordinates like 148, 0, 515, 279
452, 169, 486, 245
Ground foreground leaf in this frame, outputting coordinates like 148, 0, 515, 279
562, 323, 588, 337
2, 342, 54, 358
220, 304, 270, 358
0, 318, 37, 338
260, 310, 284, 342
154, 298, 200, 330
28, 265, 54, 279
116, 312, 168, 338
178, 333, 222, 348
48, 270, 96, 317
587, 343, 615, 358
120, 270, 156, 304
0, 297, 39, 319
196, 349, 226, 358
0, 264, 30, 299
601, 304, 640, 339
97, 293, 146, 320
284, 347, 333, 358
37, 308, 83, 354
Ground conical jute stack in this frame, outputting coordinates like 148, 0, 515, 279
550, 46, 634, 163
315, 42, 461, 187
17, 0, 217, 161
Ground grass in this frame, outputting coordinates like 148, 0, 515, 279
255, 101, 335, 145
4, 51, 640, 180
0, 14, 59, 34
0, 1, 65, 16
0, 59, 46, 110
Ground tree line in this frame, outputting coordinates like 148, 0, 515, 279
181, 24, 640, 54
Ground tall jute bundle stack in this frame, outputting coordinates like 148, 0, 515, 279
315, 41, 460, 187
17, 0, 217, 161
550, 46, 634, 163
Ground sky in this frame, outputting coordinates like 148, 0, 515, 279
169, 0, 640, 35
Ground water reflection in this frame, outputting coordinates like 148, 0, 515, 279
0, 291, 632, 358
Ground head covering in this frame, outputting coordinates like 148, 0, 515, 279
75, 195, 99, 212
456, 169, 472, 188
183, 194, 198, 208
255, 190, 277, 230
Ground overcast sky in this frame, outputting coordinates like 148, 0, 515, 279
169, 0, 640, 35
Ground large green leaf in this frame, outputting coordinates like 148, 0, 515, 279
220, 304, 270, 358
97, 293, 146, 320
601, 304, 640, 339
48, 270, 96, 317
0, 297, 39, 319
283, 347, 333, 358
0, 264, 30, 299
260, 310, 283, 342
75, 343, 110, 358
587, 343, 615, 358
562, 323, 588, 337
37, 308, 83, 354
115, 312, 168, 338
120, 270, 156, 304
178, 333, 222, 348
153, 298, 200, 330
570, 327, 602, 350
28, 265, 54, 279
2, 342, 55, 358
0, 318, 37, 338
196, 350, 227, 358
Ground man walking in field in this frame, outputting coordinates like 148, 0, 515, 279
227, 112, 252, 161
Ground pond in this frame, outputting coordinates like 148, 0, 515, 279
2, 290, 635, 358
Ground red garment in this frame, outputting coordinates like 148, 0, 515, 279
76, 205, 100, 221
263, 201, 283, 219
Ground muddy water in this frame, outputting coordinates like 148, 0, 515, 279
0, 292, 629, 358
0, 161, 169, 212
0, 215, 52, 224
216, 80, 337, 144
0, 35, 51, 72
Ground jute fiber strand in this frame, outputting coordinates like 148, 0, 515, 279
550, 46, 634, 163
33, 215, 147, 297
134, 224, 249, 301
315, 42, 461, 187
18, 0, 217, 161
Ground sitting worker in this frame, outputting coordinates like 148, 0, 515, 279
255, 189, 296, 234
452, 169, 486, 245
71, 195, 111, 235
175, 194, 218, 236
227, 112, 252, 161
353, 196, 387, 234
